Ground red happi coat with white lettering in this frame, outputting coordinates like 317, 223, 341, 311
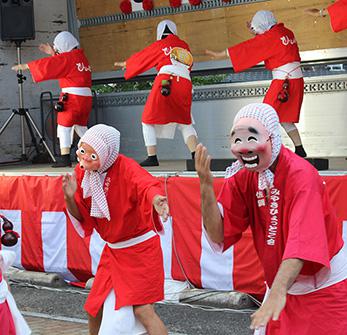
218, 146, 347, 334
28, 49, 92, 127
327, 0, 347, 32
73, 155, 165, 316
124, 34, 193, 125
228, 24, 303, 122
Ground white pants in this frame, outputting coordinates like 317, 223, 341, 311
142, 123, 197, 146
57, 125, 88, 149
98, 290, 147, 335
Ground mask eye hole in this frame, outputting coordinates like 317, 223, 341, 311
91, 153, 98, 161
247, 136, 258, 142
234, 138, 242, 144
79, 148, 85, 155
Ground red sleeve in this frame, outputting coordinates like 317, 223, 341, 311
282, 172, 333, 274
72, 167, 97, 237
124, 40, 163, 79
126, 159, 164, 232
327, 0, 347, 32
28, 53, 72, 83
228, 34, 273, 72
217, 176, 250, 251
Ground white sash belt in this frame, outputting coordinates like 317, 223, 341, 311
61, 87, 92, 96
272, 62, 303, 80
158, 65, 191, 81
107, 230, 156, 249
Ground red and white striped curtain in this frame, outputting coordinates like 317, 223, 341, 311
1, 175, 347, 295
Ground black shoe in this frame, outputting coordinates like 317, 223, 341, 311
52, 154, 72, 168
140, 155, 159, 167
295, 145, 307, 158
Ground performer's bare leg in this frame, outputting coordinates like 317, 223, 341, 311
186, 134, 198, 159
60, 147, 70, 155
146, 145, 157, 156
281, 122, 307, 158
134, 304, 168, 335
88, 307, 103, 335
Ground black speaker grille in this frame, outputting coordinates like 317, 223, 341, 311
0, 0, 35, 41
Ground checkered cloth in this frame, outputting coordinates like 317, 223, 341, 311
79, 124, 120, 221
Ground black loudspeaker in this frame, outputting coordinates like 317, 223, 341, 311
0, 0, 35, 41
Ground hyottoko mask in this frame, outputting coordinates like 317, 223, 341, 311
76, 142, 101, 171
230, 117, 272, 172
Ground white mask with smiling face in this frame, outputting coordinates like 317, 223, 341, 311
230, 118, 272, 173
225, 103, 282, 190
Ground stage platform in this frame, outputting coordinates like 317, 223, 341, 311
1, 157, 347, 176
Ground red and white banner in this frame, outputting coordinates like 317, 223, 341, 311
1, 175, 347, 296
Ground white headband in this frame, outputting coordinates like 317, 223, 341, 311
53, 31, 79, 53
157, 20, 177, 40
251, 10, 277, 35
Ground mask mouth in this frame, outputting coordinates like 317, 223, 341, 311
241, 155, 259, 168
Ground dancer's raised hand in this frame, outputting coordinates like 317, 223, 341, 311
62, 172, 77, 199
195, 143, 213, 185
39, 43, 55, 56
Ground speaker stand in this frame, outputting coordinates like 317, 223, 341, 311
0, 41, 56, 165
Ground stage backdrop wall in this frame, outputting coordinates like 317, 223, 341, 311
1, 174, 347, 296
97, 73, 347, 160
76, 0, 347, 72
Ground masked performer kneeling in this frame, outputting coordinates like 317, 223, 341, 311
62, 124, 169, 335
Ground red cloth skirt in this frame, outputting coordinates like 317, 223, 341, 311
263, 78, 304, 123
84, 235, 164, 316
142, 74, 192, 125
0, 301, 16, 335
266, 278, 347, 334
57, 94, 92, 127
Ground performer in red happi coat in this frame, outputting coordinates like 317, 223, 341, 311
205, 11, 307, 158
0, 216, 31, 335
305, 0, 347, 32
62, 124, 169, 335
114, 20, 198, 166
12, 31, 92, 167
195, 102, 347, 334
